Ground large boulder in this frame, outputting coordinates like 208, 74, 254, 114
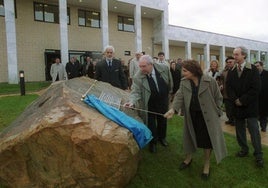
0, 77, 142, 187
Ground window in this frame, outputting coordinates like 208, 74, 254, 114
34, 2, 70, 24
0, 0, 4, 16
118, 16, 134, 32
78, 9, 100, 28
0, 0, 17, 17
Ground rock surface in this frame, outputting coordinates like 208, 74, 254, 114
0, 77, 142, 187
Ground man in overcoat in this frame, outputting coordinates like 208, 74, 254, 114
226, 46, 263, 168
254, 61, 268, 132
95, 45, 127, 90
124, 55, 173, 153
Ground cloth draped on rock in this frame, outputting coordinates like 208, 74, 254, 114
83, 94, 152, 149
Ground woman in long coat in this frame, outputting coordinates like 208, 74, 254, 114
165, 59, 227, 180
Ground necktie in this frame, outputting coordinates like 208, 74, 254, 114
147, 74, 159, 93
238, 64, 242, 71
108, 60, 112, 67
238, 64, 242, 77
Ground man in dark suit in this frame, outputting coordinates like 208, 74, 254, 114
82, 55, 95, 78
124, 55, 173, 153
254, 61, 268, 132
65, 57, 82, 79
226, 46, 264, 168
95, 45, 127, 90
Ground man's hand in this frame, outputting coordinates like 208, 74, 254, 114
123, 102, 134, 108
235, 98, 242, 106
164, 108, 175, 119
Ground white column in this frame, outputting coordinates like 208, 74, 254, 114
161, 10, 169, 59
134, 3, 142, 52
59, 0, 68, 65
101, 0, 109, 50
204, 43, 210, 70
265, 52, 268, 70
4, 0, 18, 84
256, 51, 261, 61
247, 49, 251, 62
185, 41, 191, 59
220, 46, 226, 69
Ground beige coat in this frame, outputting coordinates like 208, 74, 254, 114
172, 75, 227, 163
129, 63, 173, 125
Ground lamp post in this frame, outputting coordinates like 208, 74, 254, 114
19, 70, 25, 96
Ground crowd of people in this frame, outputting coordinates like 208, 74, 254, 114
50, 45, 268, 180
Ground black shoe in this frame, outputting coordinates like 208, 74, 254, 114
179, 159, 192, 170
201, 172, 210, 180
149, 143, 157, 153
159, 139, 168, 147
261, 128, 266, 132
236, 151, 248, 157
225, 120, 232, 124
256, 159, 264, 168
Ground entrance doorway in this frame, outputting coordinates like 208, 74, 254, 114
44, 49, 61, 81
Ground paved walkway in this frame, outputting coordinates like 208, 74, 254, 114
221, 114, 268, 146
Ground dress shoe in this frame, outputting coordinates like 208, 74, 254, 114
179, 159, 192, 170
256, 159, 264, 168
225, 120, 232, 124
149, 143, 157, 153
236, 151, 248, 157
201, 172, 210, 180
159, 139, 168, 147
261, 128, 266, 132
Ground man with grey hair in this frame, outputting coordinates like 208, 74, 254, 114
129, 51, 142, 87
95, 45, 127, 90
226, 46, 264, 168
124, 55, 173, 153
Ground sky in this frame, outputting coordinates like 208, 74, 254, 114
168, 0, 268, 43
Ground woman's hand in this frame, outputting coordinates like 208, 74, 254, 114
164, 108, 175, 119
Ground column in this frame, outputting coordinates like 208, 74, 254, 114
5, 0, 18, 84
185, 41, 191, 59
256, 50, 261, 61
247, 49, 251, 62
101, 0, 109, 50
161, 10, 169, 59
220, 46, 226, 69
265, 52, 268, 69
134, 3, 142, 52
204, 43, 210, 70
59, 0, 68, 65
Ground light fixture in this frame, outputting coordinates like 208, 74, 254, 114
114, 6, 117, 9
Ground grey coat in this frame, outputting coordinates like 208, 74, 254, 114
172, 75, 227, 163
129, 63, 173, 125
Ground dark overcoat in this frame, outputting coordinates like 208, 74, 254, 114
259, 69, 268, 116
95, 58, 127, 90
226, 62, 261, 119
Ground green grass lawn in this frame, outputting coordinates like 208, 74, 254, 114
0, 87, 268, 187
0, 82, 50, 95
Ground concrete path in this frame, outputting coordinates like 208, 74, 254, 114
221, 114, 268, 146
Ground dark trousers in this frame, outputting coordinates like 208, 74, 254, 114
235, 118, 263, 159
147, 112, 167, 143
259, 116, 267, 131
224, 98, 234, 122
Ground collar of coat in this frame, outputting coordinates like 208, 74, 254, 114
181, 75, 214, 95
231, 62, 252, 71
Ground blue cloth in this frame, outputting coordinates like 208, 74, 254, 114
83, 94, 152, 149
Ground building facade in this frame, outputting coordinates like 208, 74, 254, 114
1, 0, 268, 83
